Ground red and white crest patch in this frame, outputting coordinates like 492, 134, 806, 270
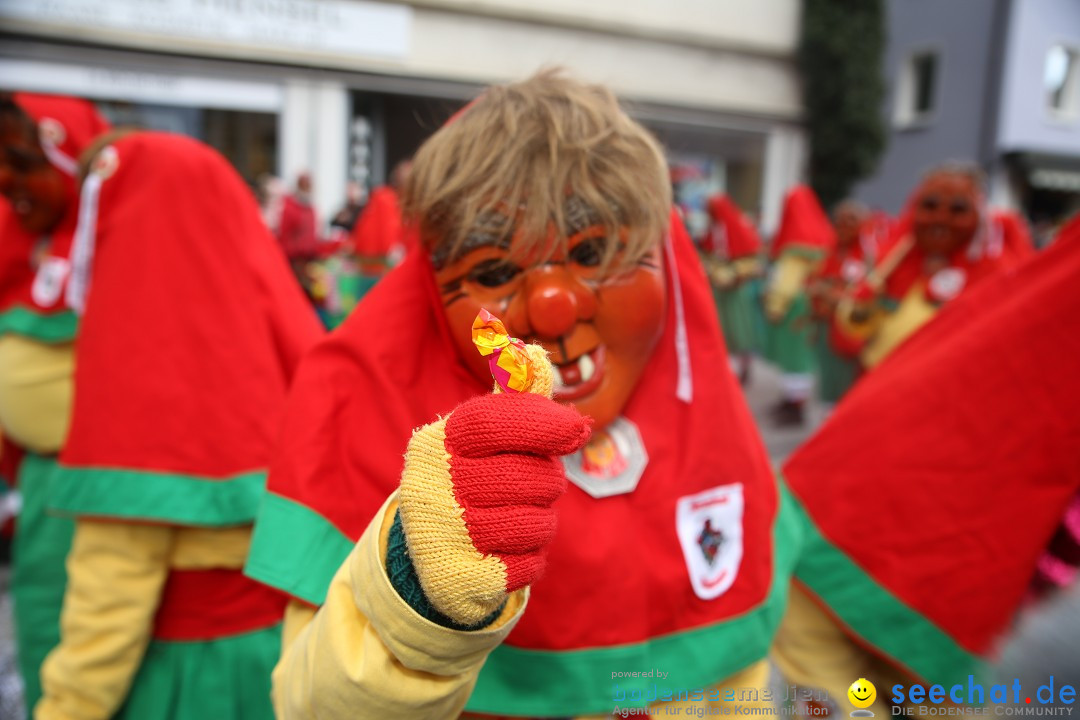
31, 256, 70, 308
676, 483, 744, 600
927, 267, 967, 304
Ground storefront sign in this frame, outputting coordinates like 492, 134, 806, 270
0, 0, 412, 61
0, 57, 284, 111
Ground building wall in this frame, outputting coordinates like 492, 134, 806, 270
0, 0, 806, 229
0, 0, 802, 118
997, 0, 1080, 156
855, 0, 1005, 214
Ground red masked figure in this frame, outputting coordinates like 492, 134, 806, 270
1, 93, 323, 720
834, 165, 1033, 369
774, 219, 1079, 710
763, 185, 836, 425
0, 93, 110, 711
250, 71, 797, 719
700, 193, 763, 384
805, 201, 889, 402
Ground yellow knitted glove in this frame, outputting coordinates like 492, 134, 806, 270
397, 345, 590, 626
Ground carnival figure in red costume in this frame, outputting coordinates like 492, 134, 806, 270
1, 92, 322, 720
0, 93, 109, 711
700, 193, 763, 385
804, 201, 887, 403
774, 219, 1078, 714
248, 70, 798, 719
834, 163, 1032, 370
763, 186, 835, 425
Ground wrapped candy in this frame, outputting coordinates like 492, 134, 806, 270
471, 308, 534, 394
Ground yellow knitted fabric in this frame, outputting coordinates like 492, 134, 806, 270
398, 342, 555, 626
398, 418, 508, 626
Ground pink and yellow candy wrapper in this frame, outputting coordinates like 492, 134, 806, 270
472, 309, 533, 394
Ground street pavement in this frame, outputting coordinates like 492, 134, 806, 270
738, 356, 829, 467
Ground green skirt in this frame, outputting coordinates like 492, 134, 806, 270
116, 624, 280, 720
11, 453, 74, 711
813, 322, 861, 403
714, 283, 760, 355
764, 292, 816, 374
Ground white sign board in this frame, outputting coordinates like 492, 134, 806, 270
0, 58, 284, 111
0, 0, 412, 60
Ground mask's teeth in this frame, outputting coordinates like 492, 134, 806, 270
553, 363, 569, 392
579, 352, 595, 382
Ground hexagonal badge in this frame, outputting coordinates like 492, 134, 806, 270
562, 416, 648, 498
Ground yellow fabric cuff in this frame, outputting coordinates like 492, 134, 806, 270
357, 492, 527, 677
765, 253, 814, 320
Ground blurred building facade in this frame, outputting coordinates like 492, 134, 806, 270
856, 0, 1080, 243
0, 0, 807, 236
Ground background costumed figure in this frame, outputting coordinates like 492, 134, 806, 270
773, 224, 1079, 713
0, 94, 109, 710
763, 185, 836, 426
699, 193, 763, 385
834, 164, 1033, 370
1, 93, 324, 720
804, 201, 885, 403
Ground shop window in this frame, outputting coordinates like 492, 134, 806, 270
895, 50, 940, 128
1045, 45, 1078, 118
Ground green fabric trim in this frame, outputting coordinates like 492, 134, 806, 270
115, 624, 280, 720
813, 322, 860, 403
715, 282, 761, 354
49, 464, 266, 527
245, 492, 354, 606
786, 482, 984, 686
464, 484, 805, 716
764, 293, 816, 373
0, 306, 77, 343
880, 295, 901, 312
385, 510, 503, 631
779, 245, 827, 261
11, 454, 74, 710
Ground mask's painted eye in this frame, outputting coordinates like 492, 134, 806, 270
920, 196, 941, 212
468, 258, 522, 288
949, 199, 971, 215
569, 236, 606, 267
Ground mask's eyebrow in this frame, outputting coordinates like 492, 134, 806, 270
564, 195, 605, 236
430, 210, 514, 270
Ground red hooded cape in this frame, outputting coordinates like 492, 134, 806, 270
50, 131, 323, 528
703, 194, 761, 259
248, 214, 797, 716
876, 203, 1033, 303
771, 185, 836, 260
0, 95, 110, 343
350, 185, 406, 269
784, 233, 1079, 686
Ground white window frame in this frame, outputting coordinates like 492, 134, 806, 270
1045, 42, 1080, 123
894, 47, 942, 130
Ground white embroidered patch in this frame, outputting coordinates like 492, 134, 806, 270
676, 483, 744, 600
31, 256, 70, 308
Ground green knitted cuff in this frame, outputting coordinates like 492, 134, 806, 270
385, 510, 505, 631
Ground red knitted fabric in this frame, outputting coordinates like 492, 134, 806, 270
444, 393, 591, 591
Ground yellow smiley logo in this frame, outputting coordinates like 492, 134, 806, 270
847, 678, 877, 709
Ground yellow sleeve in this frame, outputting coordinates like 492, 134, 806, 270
860, 281, 938, 369
0, 337, 74, 454
273, 492, 528, 720
764, 252, 815, 321
281, 599, 317, 655
732, 256, 763, 280
35, 520, 173, 720
771, 583, 898, 717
